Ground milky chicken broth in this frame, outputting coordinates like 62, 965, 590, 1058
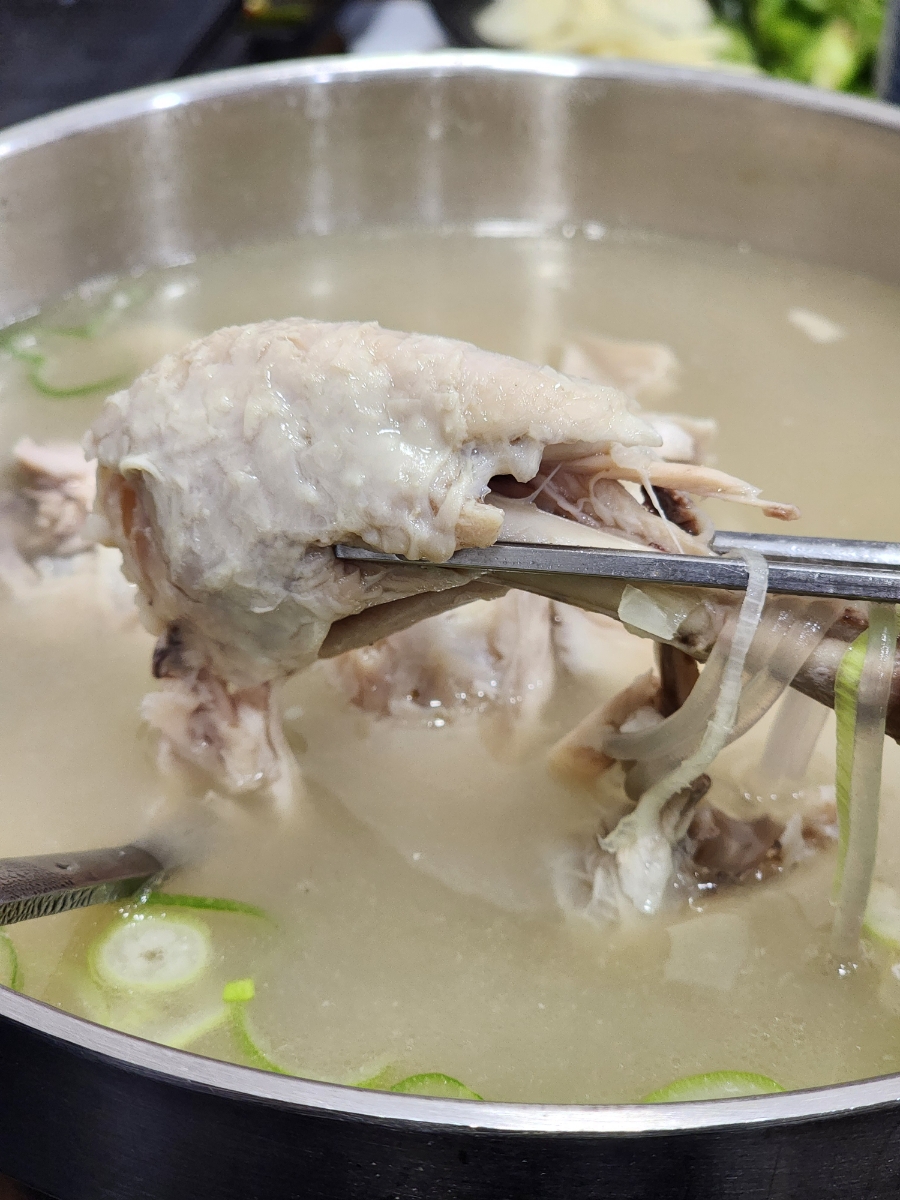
3, 226, 900, 1103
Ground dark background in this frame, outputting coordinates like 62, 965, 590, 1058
0, 0, 349, 130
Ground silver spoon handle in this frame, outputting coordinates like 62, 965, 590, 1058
0, 845, 162, 926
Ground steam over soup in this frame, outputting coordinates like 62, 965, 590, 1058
2, 227, 900, 1104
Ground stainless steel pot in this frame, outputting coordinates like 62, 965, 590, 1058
2, 52, 900, 1200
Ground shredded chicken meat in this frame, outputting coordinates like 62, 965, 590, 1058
0, 438, 97, 594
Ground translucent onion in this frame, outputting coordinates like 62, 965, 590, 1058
601, 552, 769, 911
628, 551, 769, 811
603, 625, 733, 766
757, 688, 829, 784
726, 598, 839, 746
607, 594, 838, 798
831, 604, 898, 966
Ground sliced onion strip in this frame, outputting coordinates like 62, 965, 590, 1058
726, 598, 838, 746
757, 688, 829, 784
831, 604, 898, 966
600, 552, 769, 911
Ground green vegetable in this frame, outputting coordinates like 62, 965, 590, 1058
831, 606, 897, 962
390, 1073, 482, 1100
2, 330, 124, 398
142, 892, 272, 923
716, 22, 759, 63
157, 1006, 230, 1050
834, 627, 869, 883
223, 978, 291, 1075
721, 0, 887, 92
223, 977, 257, 1004
352, 1065, 398, 1090
0, 932, 21, 990
27, 371, 126, 399
760, 16, 817, 66
863, 881, 900, 951
89, 912, 212, 993
642, 1071, 785, 1102
802, 18, 859, 88
849, 0, 888, 46
72, 961, 228, 1049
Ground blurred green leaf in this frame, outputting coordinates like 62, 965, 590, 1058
801, 17, 861, 87
839, 0, 886, 49
242, 0, 314, 24
717, 0, 886, 89
759, 15, 818, 67
716, 22, 759, 62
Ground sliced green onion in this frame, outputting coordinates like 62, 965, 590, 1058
802, 18, 859, 90
44, 325, 95, 340
71, 963, 227, 1049
351, 1065, 397, 1091
2, 340, 42, 364
834, 628, 868, 881
223, 978, 291, 1075
863, 881, 900, 952
832, 605, 898, 963
71, 966, 163, 1030
390, 1073, 482, 1100
223, 977, 256, 1004
0, 932, 21, 990
142, 892, 272, 923
27, 369, 126, 399
157, 1005, 230, 1050
642, 1071, 785, 1103
2, 328, 124, 398
89, 912, 212, 993
229, 1008, 290, 1075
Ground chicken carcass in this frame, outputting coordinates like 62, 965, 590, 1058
88, 319, 664, 686
86, 318, 797, 815
84, 319, 663, 802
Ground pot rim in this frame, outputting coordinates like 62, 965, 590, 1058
2, 49, 900, 1136
2, 48, 900, 156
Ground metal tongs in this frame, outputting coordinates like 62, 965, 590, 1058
336, 531, 900, 603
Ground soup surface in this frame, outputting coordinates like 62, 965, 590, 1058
3, 226, 900, 1103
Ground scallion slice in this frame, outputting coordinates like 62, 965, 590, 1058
642, 1071, 785, 1103
89, 912, 212, 993
3, 331, 124, 397
351, 1064, 397, 1090
832, 604, 898, 963
0, 932, 21, 990
390, 1074, 482, 1100
1, 318, 129, 399
142, 892, 272, 922
223, 978, 290, 1075
834, 628, 869, 882
157, 1005, 230, 1051
863, 881, 900, 952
